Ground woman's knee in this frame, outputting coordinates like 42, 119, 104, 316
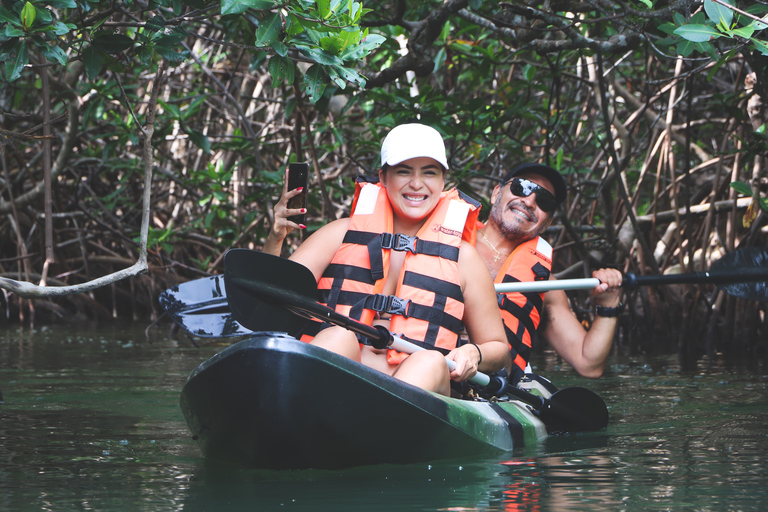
311, 327, 361, 361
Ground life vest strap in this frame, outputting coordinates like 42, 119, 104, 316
351, 232, 461, 281
352, 293, 412, 318
498, 293, 538, 337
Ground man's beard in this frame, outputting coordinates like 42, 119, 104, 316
488, 194, 543, 245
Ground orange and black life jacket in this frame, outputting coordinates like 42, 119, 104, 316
493, 236, 552, 373
305, 176, 479, 361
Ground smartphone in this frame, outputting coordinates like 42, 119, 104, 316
287, 162, 309, 225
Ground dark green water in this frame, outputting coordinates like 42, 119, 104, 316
1, 323, 767, 511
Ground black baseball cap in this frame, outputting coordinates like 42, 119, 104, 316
500, 163, 567, 206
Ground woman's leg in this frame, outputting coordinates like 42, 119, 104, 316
310, 326, 361, 362
392, 350, 450, 395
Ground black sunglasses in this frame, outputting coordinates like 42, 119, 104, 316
507, 177, 558, 213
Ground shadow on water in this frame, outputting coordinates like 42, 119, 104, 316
2, 323, 768, 511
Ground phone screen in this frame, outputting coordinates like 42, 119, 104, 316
287, 162, 309, 225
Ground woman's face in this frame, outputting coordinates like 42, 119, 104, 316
379, 157, 445, 224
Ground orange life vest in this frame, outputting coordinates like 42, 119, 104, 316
308, 178, 480, 363
493, 236, 552, 372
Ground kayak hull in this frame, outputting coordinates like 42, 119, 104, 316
180, 334, 548, 469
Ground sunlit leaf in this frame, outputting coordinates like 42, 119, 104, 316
704, 0, 733, 27
21, 2, 35, 31
674, 24, 721, 43
743, 195, 759, 228
639, 0, 652, 7
731, 26, 754, 38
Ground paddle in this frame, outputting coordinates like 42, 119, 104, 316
158, 275, 252, 337
223, 249, 609, 433
496, 247, 768, 297
160, 247, 768, 337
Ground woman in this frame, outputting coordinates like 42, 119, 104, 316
265, 123, 508, 396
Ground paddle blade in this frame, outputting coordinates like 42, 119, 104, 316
540, 387, 609, 433
712, 248, 768, 302
159, 276, 252, 337
224, 249, 317, 336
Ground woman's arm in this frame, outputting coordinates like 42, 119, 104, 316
447, 242, 509, 382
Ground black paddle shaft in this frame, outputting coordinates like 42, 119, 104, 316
227, 277, 393, 349
622, 266, 768, 290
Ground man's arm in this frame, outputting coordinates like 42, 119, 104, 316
540, 268, 622, 378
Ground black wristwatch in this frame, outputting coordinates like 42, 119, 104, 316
595, 302, 624, 317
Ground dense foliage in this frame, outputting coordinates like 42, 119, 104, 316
1, 0, 767, 364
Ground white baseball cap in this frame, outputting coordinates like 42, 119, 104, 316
380, 123, 449, 170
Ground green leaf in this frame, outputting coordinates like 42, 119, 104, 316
674, 24, 721, 43
5, 25, 25, 37
303, 64, 326, 104
317, 0, 331, 19
752, 38, 768, 56
82, 45, 102, 80
158, 99, 181, 118
639, 0, 652, 8
0, 7, 21, 27
730, 181, 753, 196
46, 0, 77, 7
5, 40, 28, 82
522, 64, 536, 81
760, 197, 768, 212
51, 21, 71, 36
222, 0, 274, 16
41, 44, 67, 65
92, 33, 134, 53
338, 34, 385, 61
731, 25, 755, 38
268, 55, 294, 86
21, 2, 35, 31
255, 12, 281, 46
145, 15, 166, 33
676, 39, 696, 57
330, 64, 365, 87
704, 0, 733, 28
188, 129, 211, 154
304, 46, 344, 66
747, 14, 768, 31
271, 39, 287, 57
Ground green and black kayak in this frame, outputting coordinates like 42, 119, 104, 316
180, 334, 552, 470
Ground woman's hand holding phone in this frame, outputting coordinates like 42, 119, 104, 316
272, 167, 307, 238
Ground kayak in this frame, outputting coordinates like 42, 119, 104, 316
180, 333, 551, 470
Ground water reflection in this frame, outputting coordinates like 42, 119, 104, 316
1, 324, 768, 511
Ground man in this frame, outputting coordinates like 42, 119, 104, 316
475, 163, 623, 384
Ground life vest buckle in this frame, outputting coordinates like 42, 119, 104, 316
381, 233, 418, 253
370, 293, 411, 317
496, 293, 507, 308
